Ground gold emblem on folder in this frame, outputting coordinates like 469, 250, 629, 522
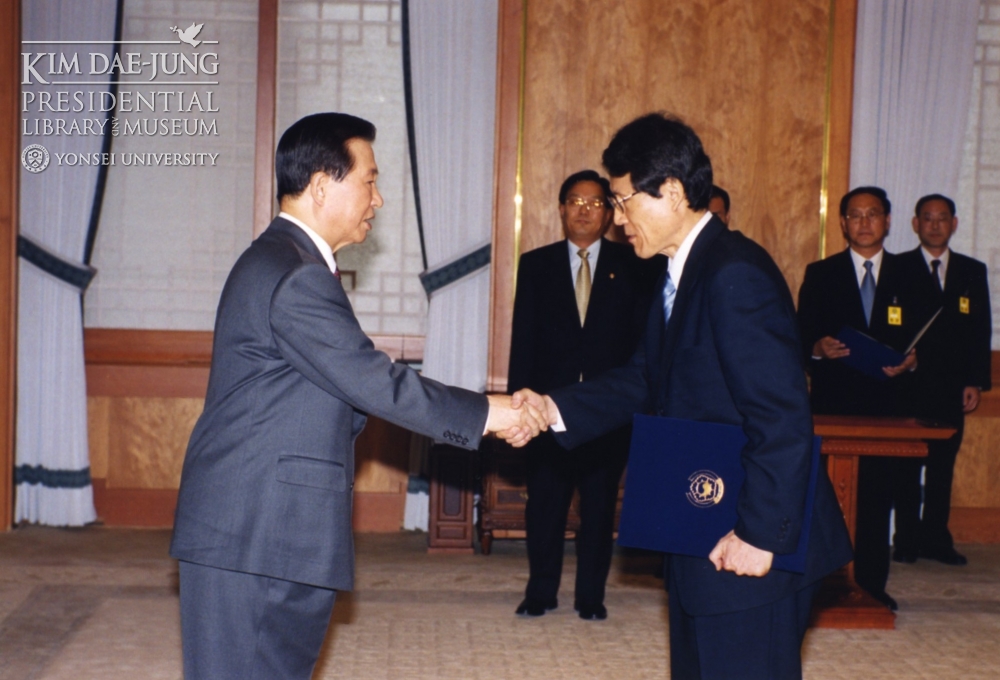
888, 306, 902, 326
686, 470, 725, 507
960, 297, 970, 314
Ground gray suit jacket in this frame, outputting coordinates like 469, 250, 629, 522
170, 217, 488, 590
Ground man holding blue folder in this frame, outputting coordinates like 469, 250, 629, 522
797, 186, 920, 612
514, 114, 852, 680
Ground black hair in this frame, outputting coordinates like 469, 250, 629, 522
710, 185, 730, 213
914, 193, 956, 217
839, 186, 891, 217
601, 113, 713, 211
275, 112, 377, 202
558, 169, 611, 205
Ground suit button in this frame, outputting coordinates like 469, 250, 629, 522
349, 483, 354, 490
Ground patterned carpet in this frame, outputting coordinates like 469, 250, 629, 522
1, 526, 998, 679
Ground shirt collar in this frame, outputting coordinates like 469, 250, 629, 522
849, 246, 884, 277
278, 212, 338, 274
920, 246, 949, 269
668, 211, 713, 288
567, 237, 602, 261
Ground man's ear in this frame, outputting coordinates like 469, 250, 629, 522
308, 172, 330, 205
912, 215, 920, 234
660, 178, 686, 211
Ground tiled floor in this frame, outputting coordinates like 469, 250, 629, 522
1, 526, 998, 679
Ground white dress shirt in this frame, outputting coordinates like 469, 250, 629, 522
278, 211, 338, 275
668, 211, 713, 287
920, 247, 950, 290
848, 247, 883, 287
568, 237, 601, 286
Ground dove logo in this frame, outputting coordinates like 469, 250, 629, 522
171, 23, 205, 49
21, 144, 50, 173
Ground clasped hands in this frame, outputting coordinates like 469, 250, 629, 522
485, 390, 559, 447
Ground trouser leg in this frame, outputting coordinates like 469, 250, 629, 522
667, 565, 819, 680
920, 420, 963, 551
891, 457, 923, 555
524, 445, 574, 603
854, 456, 894, 597
178, 560, 336, 680
573, 438, 628, 607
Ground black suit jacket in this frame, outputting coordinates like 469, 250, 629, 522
170, 218, 488, 591
548, 218, 853, 616
897, 248, 992, 423
508, 238, 664, 395
797, 249, 920, 417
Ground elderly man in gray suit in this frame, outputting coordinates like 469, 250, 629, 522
170, 112, 543, 680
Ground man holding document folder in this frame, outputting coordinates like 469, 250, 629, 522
513, 114, 852, 680
797, 186, 925, 613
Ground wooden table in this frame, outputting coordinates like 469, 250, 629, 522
810, 415, 956, 629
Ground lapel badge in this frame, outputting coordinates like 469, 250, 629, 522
960, 297, 970, 314
888, 306, 902, 326
686, 470, 724, 507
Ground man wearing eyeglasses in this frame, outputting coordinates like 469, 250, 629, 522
513, 115, 852, 679
892, 194, 992, 567
509, 169, 664, 621
797, 186, 920, 612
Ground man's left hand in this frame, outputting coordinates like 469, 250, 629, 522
963, 386, 982, 413
883, 348, 917, 378
708, 530, 773, 577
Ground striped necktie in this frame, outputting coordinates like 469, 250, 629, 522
663, 271, 677, 325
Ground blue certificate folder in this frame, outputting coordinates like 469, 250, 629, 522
834, 326, 905, 381
617, 415, 821, 573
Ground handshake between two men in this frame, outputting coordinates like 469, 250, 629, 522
483, 389, 558, 448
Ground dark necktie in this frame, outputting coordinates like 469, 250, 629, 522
931, 259, 943, 293
860, 260, 875, 326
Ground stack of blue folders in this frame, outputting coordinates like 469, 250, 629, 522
617, 415, 820, 573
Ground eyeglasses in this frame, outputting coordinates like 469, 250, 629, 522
565, 197, 607, 211
845, 210, 886, 224
608, 191, 639, 212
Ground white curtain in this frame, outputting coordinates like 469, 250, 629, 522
954, 0, 1000, 347
850, 0, 980, 254
16, 0, 116, 525
408, 1, 498, 392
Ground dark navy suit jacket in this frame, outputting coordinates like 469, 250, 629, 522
549, 217, 853, 616
897, 248, 992, 423
797, 248, 920, 417
170, 218, 488, 591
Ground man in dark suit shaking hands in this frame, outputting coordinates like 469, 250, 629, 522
170, 113, 545, 680
893, 194, 992, 566
509, 170, 663, 620
514, 114, 852, 679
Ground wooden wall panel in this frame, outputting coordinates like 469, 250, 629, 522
518, 0, 830, 300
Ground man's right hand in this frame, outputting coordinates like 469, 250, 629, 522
511, 389, 560, 429
812, 336, 850, 359
486, 394, 548, 447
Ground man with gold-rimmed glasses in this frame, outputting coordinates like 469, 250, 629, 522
508, 169, 663, 621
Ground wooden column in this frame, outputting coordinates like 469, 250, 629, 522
252, 0, 279, 238
486, 0, 525, 394
822, 0, 858, 259
0, 0, 20, 531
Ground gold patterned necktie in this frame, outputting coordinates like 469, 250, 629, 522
576, 248, 591, 325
